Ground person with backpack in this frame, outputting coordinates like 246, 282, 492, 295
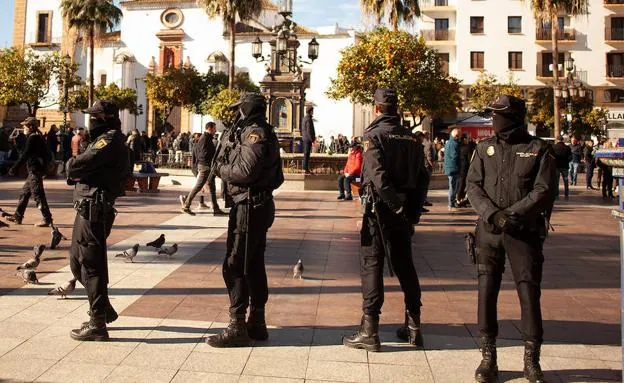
6, 117, 54, 227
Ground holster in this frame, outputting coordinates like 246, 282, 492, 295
465, 232, 476, 265
361, 213, 373, 247
74, 192, 113, 223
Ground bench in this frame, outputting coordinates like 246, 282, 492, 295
350, 177, 361, 197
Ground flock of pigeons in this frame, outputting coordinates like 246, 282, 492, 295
5, 203, 307, 301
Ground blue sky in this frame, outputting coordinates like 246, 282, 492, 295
0, 0, 363, 47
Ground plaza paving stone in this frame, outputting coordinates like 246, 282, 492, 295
0, 176, 620, 382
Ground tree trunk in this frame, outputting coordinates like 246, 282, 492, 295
228, 17, 236, 90
551, 14, 561, 139
88, 26, 95, 107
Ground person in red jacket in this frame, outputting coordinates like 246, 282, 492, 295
337, 142, 363, 200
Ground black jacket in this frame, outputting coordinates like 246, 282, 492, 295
583, 146, 595, 164
467, 132, 556, 232
361, 114, 424, 214
195, 132, 216, 166
302, 114, 315, 142
570, 143, 583, 163
12, 133, 50, 173
218, 115, 284, 203
552, 142, 572, 169
67, 128, 130, 202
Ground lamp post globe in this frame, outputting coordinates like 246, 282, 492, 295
252, 37, 263, 59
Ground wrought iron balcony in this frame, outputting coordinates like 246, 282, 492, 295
535, 28, 576, 42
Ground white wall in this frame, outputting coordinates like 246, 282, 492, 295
24, 0, 63, 45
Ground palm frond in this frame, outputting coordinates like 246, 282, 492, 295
529, 0, 588, 21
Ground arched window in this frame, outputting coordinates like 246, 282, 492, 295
605, 88, 624, 103
206, 52, 229, 74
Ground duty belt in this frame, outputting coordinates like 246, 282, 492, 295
74, 198, 115, 222
245, 190, 272, 208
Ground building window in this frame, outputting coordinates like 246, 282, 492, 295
470, 17, 484, 34
508, 52, 523, 70
508, 16, 522, 34
610, 17, 624, 40
470, 51, 484, 70
434, 18, 450, 40
100, 74, 107, 85
605, 89, 624, 103
608, 53, 624, 78
36, 11, 52, 43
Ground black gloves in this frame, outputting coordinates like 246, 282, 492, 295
492, 211, 524, 234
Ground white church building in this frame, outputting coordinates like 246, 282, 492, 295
11, 0, 374, 144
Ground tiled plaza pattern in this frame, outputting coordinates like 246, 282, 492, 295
0, 177, 621, 382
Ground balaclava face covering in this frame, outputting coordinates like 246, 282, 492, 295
493, 112, 527, 142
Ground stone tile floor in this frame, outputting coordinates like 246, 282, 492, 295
0, 177, 621, 382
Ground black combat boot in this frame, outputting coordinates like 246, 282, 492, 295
83, 305, 118, 327
71, 315, 109, 341
475, 338, 498, 383
247, 307, 268, 341
207, 315, 251, 348
343, 314, 381, 352
524, 341, 546, 383
396, 310, 424, 346
6, 214, 22, 225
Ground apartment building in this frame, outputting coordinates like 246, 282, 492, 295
419, 0, 624, 137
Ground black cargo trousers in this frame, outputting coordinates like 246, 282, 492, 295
16, 168, 52, 222
69, 204, 116, 317
360, 203, 422, 317
223, 198, 275, 316
476, 221, 544, 344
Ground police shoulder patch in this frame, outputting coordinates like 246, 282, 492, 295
94, 138, 108, 150
247, 133, 260, 144
362, 139, 370, 152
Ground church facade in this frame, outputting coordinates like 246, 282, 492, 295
10, 0, 374, 143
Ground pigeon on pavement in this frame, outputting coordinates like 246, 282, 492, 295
146, 234, 166, 249
115, 244, 140, 262
48, 278, 77, 298
293, 259, 304, 279
158, 243, 178, 257
0, 220, 8, 228
171, 179, 181, 185
50, 225, 68, 249
16, 245, 45, 270
0, 208, 9, 217
17, 269, 38, 284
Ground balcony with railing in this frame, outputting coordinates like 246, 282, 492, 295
27, 33, 61, 48
421, 29, 456, 45
607, 64, 624, 79
536, 62, 564, 79
606, 27, 624, 43
605, 0, 624, 9
420, 0, 456, 12
535, 28, 576, 43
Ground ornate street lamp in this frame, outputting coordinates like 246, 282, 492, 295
279, 0, 293, 15
554, 53, 589, 133
307, 38, 319, 61
252, 36, 263, 59
62, 54, 71, 130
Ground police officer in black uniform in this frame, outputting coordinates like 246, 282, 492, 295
207, 92, 284, 348
343, 89, 425, 352
66, 100, 130, 341
467, 95, 556, 383
7, 117, 54, 227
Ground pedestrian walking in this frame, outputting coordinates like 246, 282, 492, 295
66, 100, 130, 341
207, 93, 284, 347
46, 124, 59, 159
444, 128, 461, 210
422, 132, 435, 207
6, 117, 54, 227
552, 137, 572, 199
71, 127, 85, 157
584, 140, 596, 190
343, 89, 425, 352
569, 136, 582, 186
302, 106, 315, 175
456, 134, 475, 207
180, 122, 225, 216
467, 95, 556, 383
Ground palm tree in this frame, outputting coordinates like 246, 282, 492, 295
529, 0, 587, 138
60, 0, 122, 106
197, 0, 264, 89
360, 0, 421, 31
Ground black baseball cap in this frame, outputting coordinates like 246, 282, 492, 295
228, 92, 267, 110
374, 89, 398, 106
82, 100, 119, 117
485, 95, 526, 116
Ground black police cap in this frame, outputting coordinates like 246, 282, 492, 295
485, 95, 526, 116
374, 89, 398, 106
228, 92, 267, 110
82, 100, 120, 118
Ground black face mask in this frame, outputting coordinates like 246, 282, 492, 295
493, 113, 527, 142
